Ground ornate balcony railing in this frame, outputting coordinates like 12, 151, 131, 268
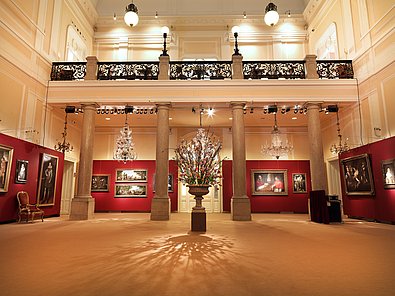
49, 58, 355, 81
51, 62, 87, 81
243, 61, 306, 79
169, 61, 232, 80
97, 62, 159, 80
316, 60, 354, 79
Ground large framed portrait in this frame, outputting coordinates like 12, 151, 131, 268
115, 183, 147, 198
37, 153, 58, 206
381, 159, 395, 189
292, 173, 307, 193
116, 169, 147, 182
91, 174, 110, 192
0, 144, 13, 192
251, 170, 288, 195
15, 160, 29, 184
341, 154, 374, 195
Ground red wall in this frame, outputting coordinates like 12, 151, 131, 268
0, 133, 64, 223
222, 160, 311, 213
340, 136, 395, 223
92, 160, 178, 212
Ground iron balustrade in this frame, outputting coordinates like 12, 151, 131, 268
243, 61, 306, 79
169, 61, 233, 80
97, 62, 159, 80
51, 62, 87, 81
49, 60, 355, 81
316, 60, 354, 79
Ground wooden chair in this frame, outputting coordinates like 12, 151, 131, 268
16, 191, 44, 223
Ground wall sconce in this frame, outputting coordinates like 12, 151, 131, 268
264, 2, 279, 26
285, 10, 291, 18
161, 26, 170, 56
243, 11, 247, 19
231, 26, 241, 56
124, 2, 139, 27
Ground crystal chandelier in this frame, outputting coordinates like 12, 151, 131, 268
54, 111, 73, 153
330, 110, 349, 155
261, 113, 293, 159
113, 112, 137, 162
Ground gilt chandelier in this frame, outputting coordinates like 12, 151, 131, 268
113, 112, 137, 162
261, 113, 293, 159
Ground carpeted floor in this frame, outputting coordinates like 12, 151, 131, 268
0, 213, 394, 296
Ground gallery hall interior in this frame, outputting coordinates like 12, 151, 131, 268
0, 0, 394, 295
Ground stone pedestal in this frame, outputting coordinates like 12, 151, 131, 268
191, 212, 206, 232
69, 197, 95, 220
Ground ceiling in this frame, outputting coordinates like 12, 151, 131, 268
93, 0, 309, 18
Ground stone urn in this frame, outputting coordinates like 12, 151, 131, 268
188, 184, 210, 232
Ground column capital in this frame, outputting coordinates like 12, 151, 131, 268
155, 102, 171, 110
230, 101, 246, 109
305, 102, 322, 110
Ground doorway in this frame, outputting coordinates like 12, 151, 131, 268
60, 160, 75, 215
178, 183, 222, 213
327, 158, 344, 216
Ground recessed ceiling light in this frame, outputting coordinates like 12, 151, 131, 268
105, 117, 111, 120
229, 117, 233, 120
292, 117, 297, 120
169, 117, 173, 120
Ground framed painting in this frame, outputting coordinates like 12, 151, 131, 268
251, 170, 288, 195
115, 183, 147, 198
292, 173, 307, 193
91, 174, 110, 192
15, 160, 29, 184
37, 153, 58, 206
381, 158, 395, 189
115, 169, 147, 182
153, 174, 174, 192
341, 154, 374, 195
0, 144, 13, 192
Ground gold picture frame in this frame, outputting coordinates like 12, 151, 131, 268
37, 153, 58, 206
0, 144, 14, 192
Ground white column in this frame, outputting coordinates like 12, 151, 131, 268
69, 104, 96, 220
307, 103, 328, 192
150, 103, 171, 220
230, 102, 251, 221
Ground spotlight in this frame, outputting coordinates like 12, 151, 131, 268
327, 105, 339, 112
150, 108, 154, 114
243, 107, 247, 114
207, 108, 215, 117
268, 105, 278, 114
192, 107, 196, 113
250, 107, 254, 114
65, 106, 76, 113
125, 106, 134, 114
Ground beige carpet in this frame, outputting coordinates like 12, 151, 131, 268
0, 213, 394, 296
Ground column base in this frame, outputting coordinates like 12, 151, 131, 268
231, 196, 251, 221
69, 196, 95, 220
191, 211, 206, 232
150, 196, 170, 221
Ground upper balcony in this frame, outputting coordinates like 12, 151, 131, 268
48, 55, 357, 104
